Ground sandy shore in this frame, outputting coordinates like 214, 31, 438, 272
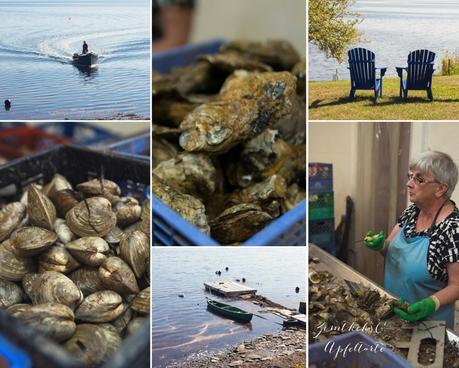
171, 327, 306, 368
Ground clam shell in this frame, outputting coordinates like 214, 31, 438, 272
65, 323, 121, 366
43, 174, 73, 198
131, 287, 150, 315
111, 305, 133, 335
127, 317, 145, 336
9, 303, 76, 342
10, 226, 57, 257
104, 226, 124, 246
54, 218, 76, 244
68, 267, 105, 297
114, 197, 142, 228
75, 290, 124, 323
66, 197, 117, 238
38, 245, 80, 274
99, 257, 139, 295
28, 184, 56, 230
0, 240, 36, 281
66, 237, 109, 267
0, 279, 24, 308
31, 271, 83, 310
76, 179, 121, 197
49, 189, 81, 218
0, 202, 26, 242
22, 273, 40, 300
119, 230, 149, 279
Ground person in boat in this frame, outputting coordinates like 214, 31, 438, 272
152, 0, 194, 52
364, 151, 459, 329
82, 41, 88, 54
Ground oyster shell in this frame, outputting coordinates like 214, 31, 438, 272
153, 153, 217, 199
210, 203, 273, 244
54, 218, 76, 244
9, 303, 76, 342
30, 271, 83, 310
119, 231, 149, 279
28, 184, 56, 230
179, 71, 296, 153
228, 175, 287, 217
131, 287, 150, 315
99, 257, 140, 295
200, 52, 272, 72
65, 323, 121, 366
10, 226, 57, 257
75, 290, 124, 323
38, 245, 80, 274
152, 138, 178, 169
153, 174, 210, 235
113, 197, 142, 228
231, 129, 298, 186
0, 279, 24, 308
221, 39, 301, 70
66, 197, 117, 238
0, 240, 36, 281
66, 237, 110, 267
0, 202, 26, 242
68, 267, 106, 297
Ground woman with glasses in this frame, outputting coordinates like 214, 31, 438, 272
364, 151, 459, 328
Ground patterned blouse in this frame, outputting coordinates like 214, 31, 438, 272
398, 203, 459, 283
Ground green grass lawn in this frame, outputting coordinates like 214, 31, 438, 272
308, 75, 459, 120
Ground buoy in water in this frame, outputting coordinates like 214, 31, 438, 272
4, 99, 11, 110
242, 278, 246, 283
295, 287, 300, 293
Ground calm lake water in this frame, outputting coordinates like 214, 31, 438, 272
309, 0, 459, 80
152, 247, 306, 368
0, 0, 149, 119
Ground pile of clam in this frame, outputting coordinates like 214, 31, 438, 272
153, 40, 306, 244
0, 174, 150, 366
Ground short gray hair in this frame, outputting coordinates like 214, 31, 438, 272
410, 151, 458, 198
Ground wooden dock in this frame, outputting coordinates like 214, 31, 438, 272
204, 280, 257, 297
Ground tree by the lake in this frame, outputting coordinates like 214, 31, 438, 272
309, 0, 362, 63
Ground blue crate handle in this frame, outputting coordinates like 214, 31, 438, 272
108, 132, 150, 162
0, 333, 31, 368
152, 38, 226, 74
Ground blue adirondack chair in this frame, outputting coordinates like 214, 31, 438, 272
347, 47, 387, 101
396, 49, 435, 101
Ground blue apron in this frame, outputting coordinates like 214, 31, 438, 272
384, 225, 454, 328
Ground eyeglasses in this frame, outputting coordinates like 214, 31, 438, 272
407, 172, 441, 185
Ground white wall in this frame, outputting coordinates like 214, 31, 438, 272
308, 122, 359, 222
191, 0, 306, 58
410, 122, 459, 205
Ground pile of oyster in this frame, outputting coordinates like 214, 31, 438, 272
308, 258, 459, 365
153, 40, 306, 245
0, 174, 150, 366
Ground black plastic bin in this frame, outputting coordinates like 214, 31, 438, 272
0, 145, 150, 368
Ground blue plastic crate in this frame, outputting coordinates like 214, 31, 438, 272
36, 122, 119, 146
108, 132, 149, 162
152, 39, 225, 74
0, 332, 31, 368
309, 332, 410, 368
153, 197, 306, 246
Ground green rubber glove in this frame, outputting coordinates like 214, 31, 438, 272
363, 231, 386, 250
394, 296, 438, 322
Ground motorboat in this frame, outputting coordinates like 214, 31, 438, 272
72, 52, 98, 67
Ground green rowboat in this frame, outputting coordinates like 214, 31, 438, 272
207, 299, 253, 323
